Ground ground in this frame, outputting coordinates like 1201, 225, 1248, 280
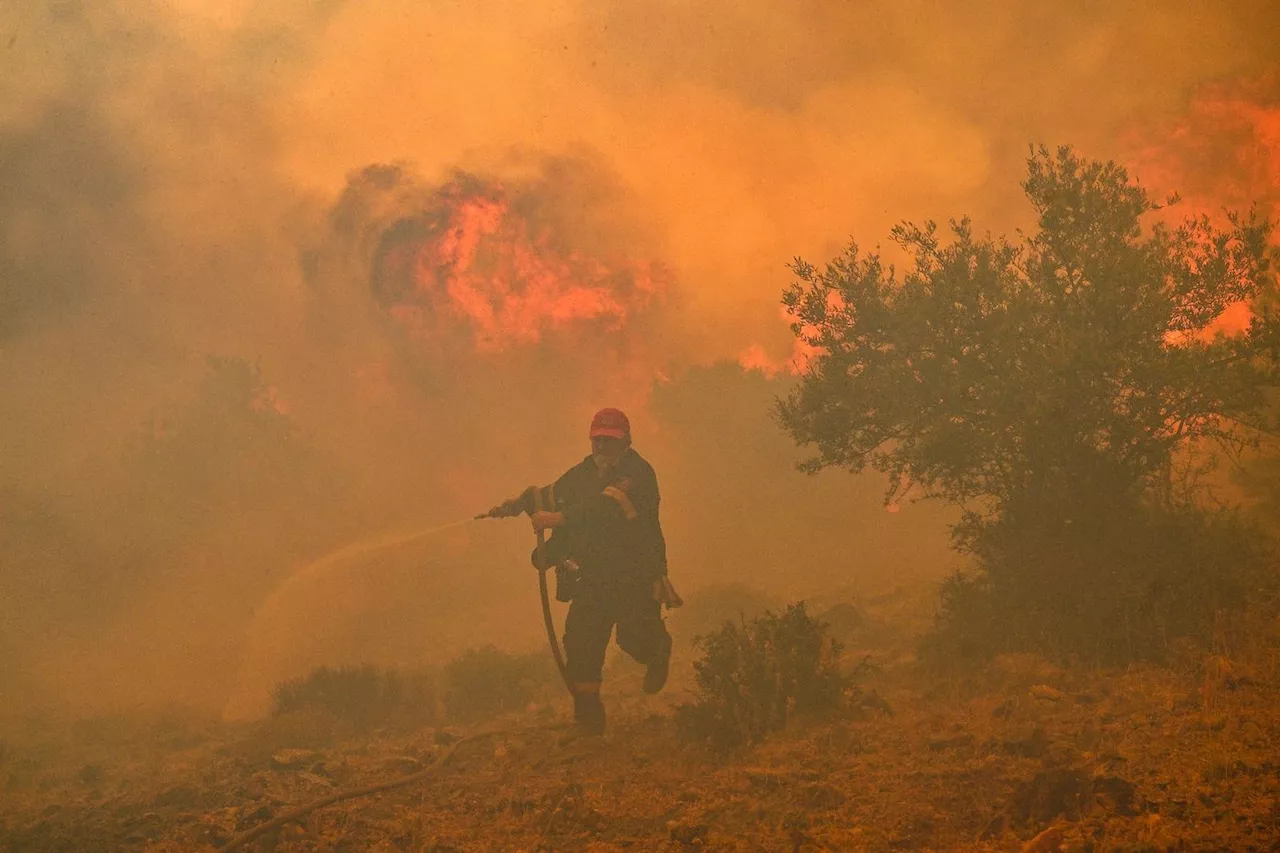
2, 592, 1278, 852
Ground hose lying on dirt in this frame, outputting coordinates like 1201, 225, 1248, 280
222, 729, 497, 851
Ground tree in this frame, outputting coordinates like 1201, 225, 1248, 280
778, 146, 1278, 661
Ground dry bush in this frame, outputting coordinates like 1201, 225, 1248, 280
442, 646, 555, 722
676, 603, 853, 749
270, 664, 438, 732
924, 505, 1276, 668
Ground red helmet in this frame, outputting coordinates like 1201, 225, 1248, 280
589, 407, 630, 439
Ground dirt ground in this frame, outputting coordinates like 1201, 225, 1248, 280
3, 595, 1278, 852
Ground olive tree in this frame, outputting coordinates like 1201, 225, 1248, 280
779, 146, 1278, 661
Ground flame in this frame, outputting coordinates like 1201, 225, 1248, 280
371, 175, 667, 352
738, 304, 823, 377
736, 338, 820, 378
1128, 72, 1280, 231
737, 343, 780, 376
1124, 73, 1280, 339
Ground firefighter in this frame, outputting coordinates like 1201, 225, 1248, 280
488, 408, 675, 736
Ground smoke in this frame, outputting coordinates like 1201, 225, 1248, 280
2, 0, 1278, 718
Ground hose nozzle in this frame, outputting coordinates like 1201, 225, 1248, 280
475, 499, 523, 520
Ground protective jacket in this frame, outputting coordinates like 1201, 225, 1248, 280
524, 448, 667, 595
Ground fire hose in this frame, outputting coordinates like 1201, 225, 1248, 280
475, 487, 572, 695
475, 484, 682, 695
222, 495, 577, 847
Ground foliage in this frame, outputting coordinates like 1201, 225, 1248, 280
780, 146, 1277, 511
676, 603, 850, 749
923, 504, 1273, 665
442, 646, 555, 721
270, 664, 437, 732
271, 647, 556, 733
779, 145, 1280, 662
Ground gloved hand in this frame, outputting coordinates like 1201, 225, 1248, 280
478, 487, 536, 519
482, 498, 521, 518
530, 546, 554, 571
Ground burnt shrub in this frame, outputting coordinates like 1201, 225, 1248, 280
676, 603, 851, 749
270, 664, 437, 731
442, 645, 555, 721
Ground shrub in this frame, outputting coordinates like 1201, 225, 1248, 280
443, 646, 554, 721
676, 603, 850, 749
924, 504, 1276, 667
270, 664, 437, 731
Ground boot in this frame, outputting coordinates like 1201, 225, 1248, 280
643, 633, 672, 695
573, 693, 605, 736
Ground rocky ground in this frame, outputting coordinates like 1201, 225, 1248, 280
2, 596, 1278, 852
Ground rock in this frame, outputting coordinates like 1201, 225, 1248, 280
270, 749, 318, 770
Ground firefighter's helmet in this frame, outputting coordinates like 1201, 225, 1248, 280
589, 408, 630, 439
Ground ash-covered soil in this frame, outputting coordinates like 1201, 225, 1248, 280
3, 598, 1277, 852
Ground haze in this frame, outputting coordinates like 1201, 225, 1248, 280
2, 0, 1277, 721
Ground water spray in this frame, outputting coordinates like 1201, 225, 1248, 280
474, 486, 573, 693
222, 516, 478, 720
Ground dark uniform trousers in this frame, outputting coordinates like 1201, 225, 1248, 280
564, 584, 670, 693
